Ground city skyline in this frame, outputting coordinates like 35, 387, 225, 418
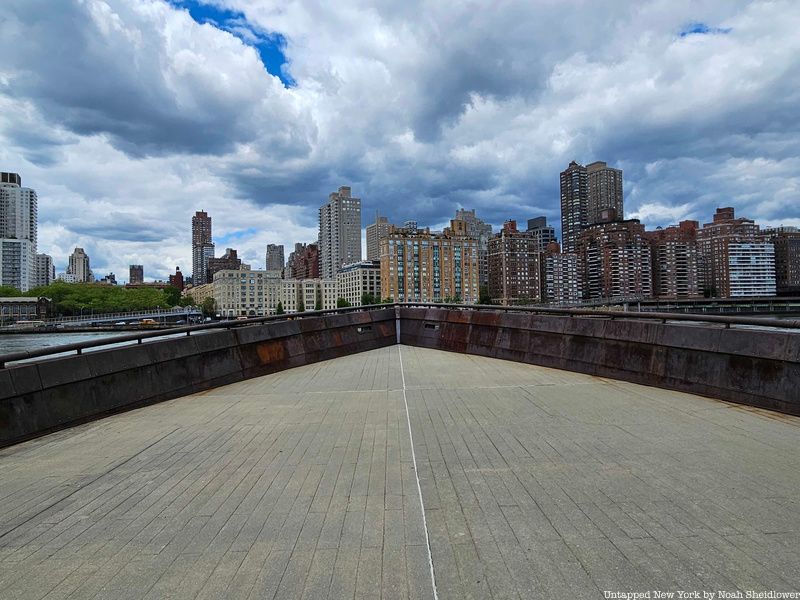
2, 173, 796, 290
1, 1, 799, 280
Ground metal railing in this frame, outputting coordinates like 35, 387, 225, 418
0, 304, 393, 368
1, 302, 798, 368
400, 302, 800, 330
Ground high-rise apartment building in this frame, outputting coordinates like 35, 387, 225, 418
287, 243, 320, 279
212, 269, 337, 317
645, 221, 702, 299
763, 228, 800, 295
543, 242, 580, 304
207, 248, 241, 282
366, 214, 393, 261
487, 220, 543, 305
336, 260, 381, 306
319, 186, 362, 279
380, 221, 479, 303
560, 161, 588, 254
697, 207, 761, 297
454, 208, 493, 287
526, 216, 557, 252
727, 243, 776, 297
129, 264, 144, 285
34, 254, 55, 287
0, 240, 33, 291
560, 160, 624, 253
0, 172, 37, 291
283, 278, 337, 313
67, 247, 93, 283
587, 161, 623, 224
191, 211, 214, 285
213, 269, 282, 317
265, 244, 285, 272
576, 219, 652, 300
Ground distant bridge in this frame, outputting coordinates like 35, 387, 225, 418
39, 306, 202, 327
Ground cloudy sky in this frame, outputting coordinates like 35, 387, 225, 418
1, 0, 799, 281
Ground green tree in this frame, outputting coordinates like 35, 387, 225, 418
479, 286, 493, 305
16, 282, 170, 316
298, 299, 305, 312
275, 301, 285, 315
381, 297, 394, 304
162, 286, 181, 307
315, 298, 322, 310
0, 285, 22, 297
200, 297, 216, 317
361, 292, 378, 305
337, 297, 351, 308
179, 293, 195, 307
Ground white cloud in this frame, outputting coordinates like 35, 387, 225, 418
0, 0, 799, 280
629, 202, 695, 224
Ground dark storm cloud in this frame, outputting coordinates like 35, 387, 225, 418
65, 219, 174, 243
0, 0, 306, 159
393, 2, 637, 143
0, 123, 75, 167
1, 0, 800, 280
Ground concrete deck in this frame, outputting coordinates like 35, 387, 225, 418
1, 346, 799, 599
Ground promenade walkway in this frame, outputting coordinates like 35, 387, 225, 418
1, 346, 798, 599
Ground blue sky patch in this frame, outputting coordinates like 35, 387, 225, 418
217, 227, 260, 246
679, 22, 732, 38
170, 0, 295, 87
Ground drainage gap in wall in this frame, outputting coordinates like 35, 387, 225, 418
424, 323, 440, 330
357, 325, 372, 334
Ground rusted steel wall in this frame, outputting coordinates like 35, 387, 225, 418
0, 310, 396, 448
3, 305, 797, 448
398, 307, 800, 415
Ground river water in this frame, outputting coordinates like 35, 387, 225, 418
0, 330, 219, 363
0, 331, 133, 354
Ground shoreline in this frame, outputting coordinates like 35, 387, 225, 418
0, 325, 181, 335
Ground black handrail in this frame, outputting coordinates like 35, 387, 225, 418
1, 302, 797, 368
0, 304, 394, 368
397, 302, 800, 330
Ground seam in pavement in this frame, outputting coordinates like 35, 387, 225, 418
398, 345, 439, 600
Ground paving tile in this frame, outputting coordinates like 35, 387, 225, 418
0, 345, 799, 599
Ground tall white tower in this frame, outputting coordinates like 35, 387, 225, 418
67, 247, 93, 283
319, 186, 362, 279
0, 172, 38, 291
